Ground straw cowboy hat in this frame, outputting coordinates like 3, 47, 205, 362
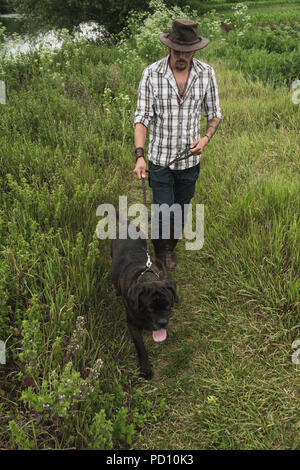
158, 18, 209, 52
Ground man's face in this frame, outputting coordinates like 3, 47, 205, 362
169, 48, 195, 71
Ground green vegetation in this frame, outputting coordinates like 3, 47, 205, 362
192, 0, 300, 14
0, 30, 166, 449
11, 0, 189, 33
199, 3, 300, 87
0, 0, 299, 450
0, 1, 14, 14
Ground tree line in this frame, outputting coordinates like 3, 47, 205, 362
0, 0, 13, 14
8, 0, 193, 33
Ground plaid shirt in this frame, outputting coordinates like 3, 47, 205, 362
134, 55, 222, 170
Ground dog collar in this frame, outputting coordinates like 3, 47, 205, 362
136, 252, 161, 283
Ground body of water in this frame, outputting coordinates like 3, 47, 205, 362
0, 13, 106, 57
0, 13, 26, 34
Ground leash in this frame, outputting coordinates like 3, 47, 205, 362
141, 176, 151, 257
138, 147, 197, 281
138, 176, 160, 281
145, 145, 194, 174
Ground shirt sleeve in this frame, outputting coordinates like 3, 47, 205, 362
133, 67, 154, 128
202, 67, 223, 122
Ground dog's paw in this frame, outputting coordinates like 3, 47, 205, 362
140, 367, 154, 380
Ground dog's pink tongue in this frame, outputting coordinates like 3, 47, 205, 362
152, 329, 167, 342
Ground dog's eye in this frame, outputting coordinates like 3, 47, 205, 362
152, 300, 169, 311
139, 305, 153, 316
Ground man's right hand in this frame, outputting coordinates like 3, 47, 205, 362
134, 157, 146, 179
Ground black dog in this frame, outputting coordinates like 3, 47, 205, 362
110, 219, 178, 380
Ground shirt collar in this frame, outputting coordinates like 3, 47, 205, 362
157, 55, 198, 102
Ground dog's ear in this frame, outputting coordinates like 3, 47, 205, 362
127, 284, 144, 312
165, 280, 178, 303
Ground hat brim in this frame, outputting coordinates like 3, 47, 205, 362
158, 32, 210, 52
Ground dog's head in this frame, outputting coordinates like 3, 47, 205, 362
127, 280, 178, 337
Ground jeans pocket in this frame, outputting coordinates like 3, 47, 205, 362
179, 163, 200, 184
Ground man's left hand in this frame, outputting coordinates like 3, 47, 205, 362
190, 137, 209, 155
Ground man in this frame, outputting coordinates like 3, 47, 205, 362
133, 18, 222, 268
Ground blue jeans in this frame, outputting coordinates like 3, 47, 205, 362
148, 160, 200, 239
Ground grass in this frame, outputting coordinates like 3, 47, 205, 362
193, 0, 300, 15
194, 1, 300, 26
0, 1, 299, 450
127, 61, 300, 450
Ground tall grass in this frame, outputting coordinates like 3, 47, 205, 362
0, 31, 164, 448
0, 0, 299, 450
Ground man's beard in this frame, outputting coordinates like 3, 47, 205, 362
175, 60, 188, 71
